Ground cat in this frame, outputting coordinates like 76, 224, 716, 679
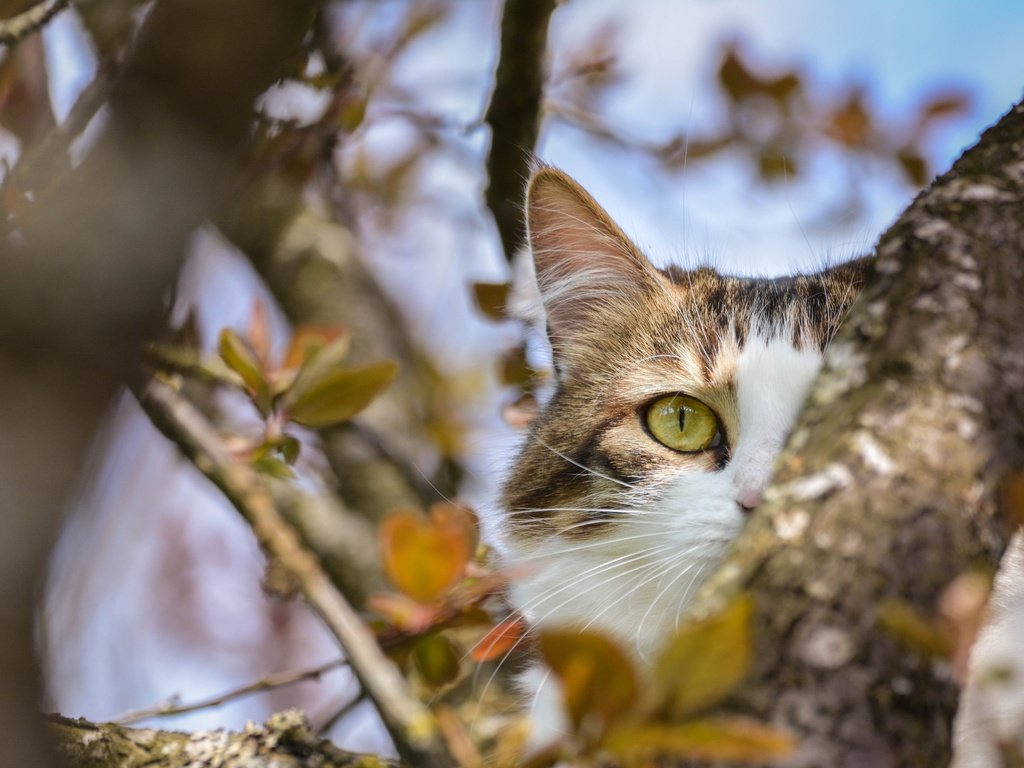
500, 166, 865, 658
496, 164, 865, 743
496, 166, 1024, 760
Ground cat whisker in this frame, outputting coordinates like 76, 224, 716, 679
529, 436, 637, 489
467, 547, 676, 724
578, 544, 709, 639
635, 553, 711, 660
508, 530, 675, 561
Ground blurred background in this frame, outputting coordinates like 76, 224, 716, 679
2, 0, 1022, 760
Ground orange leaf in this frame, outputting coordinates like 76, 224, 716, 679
247, 301, 272, 366
379, 505, 474, 603
538, 629, 636, 735
282, 326, 348, 371
367, 592, 440, 633
471, 617, 526, 662
435, 705, 482, 768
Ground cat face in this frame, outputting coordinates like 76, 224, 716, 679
500, 167, 866, 660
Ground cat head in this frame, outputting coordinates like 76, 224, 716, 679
500, 166, 867, 659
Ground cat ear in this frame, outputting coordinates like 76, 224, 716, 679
525, 167, 659, 367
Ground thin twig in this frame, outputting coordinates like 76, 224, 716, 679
137, 378, 453, 768
0, 0, 69, 48
317, 687, 366, 735
483, 0, 557, 262
113, 656, 349, 725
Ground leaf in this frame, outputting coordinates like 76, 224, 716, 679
603, 716, 796, 763
435, 705, 482, 768
897, 148, 929, 187
218, 328, 272, 414
284, 360, 398, 428
918, 91, 972, 122
471, 617, 526, 662
651, 594, 754, 720
827, 91, 871, 148
472, 282, 510, 320
379, 505, 474, 603
758, 147, 796, 181
282, 326, 349, 372
877, 598, 952, 660
718, 46, 760, 102
250, 454, 296, 480
411, 634, 463, 689
277, 434, 301, 465
538, 629, 636, 735
247, 301, 272, 366
367, 592, 440, 633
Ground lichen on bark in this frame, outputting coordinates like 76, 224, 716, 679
50, 710, 399, 768
686, 100, 1024, 767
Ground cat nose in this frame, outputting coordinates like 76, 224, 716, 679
738, 488, 762, 512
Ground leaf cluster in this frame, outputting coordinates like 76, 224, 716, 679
529, 596, 795, 767
150, 303, 397, 480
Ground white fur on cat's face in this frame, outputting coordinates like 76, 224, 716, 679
503, 332, 824, 661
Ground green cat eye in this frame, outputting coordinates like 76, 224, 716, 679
645, 395, 721, 453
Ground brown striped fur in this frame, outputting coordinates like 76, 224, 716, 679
501, 167, 868, 542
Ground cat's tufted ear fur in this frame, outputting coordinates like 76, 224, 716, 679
526, 167, 662, 373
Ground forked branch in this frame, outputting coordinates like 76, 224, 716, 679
137, 379, 452, 768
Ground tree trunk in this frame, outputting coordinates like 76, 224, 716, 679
687, 100, 1024, 766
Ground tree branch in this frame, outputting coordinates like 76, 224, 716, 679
0, 0, 68, 48
136, 379, 452, 768
484, 0, 557, 262
50, 710, 399, 768
687, 100, 1024, 766
113, 657, 348, 726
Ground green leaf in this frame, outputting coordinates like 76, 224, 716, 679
411, 633, 462, 689
283, 360, 398, 428
877, 599, 952, 659
538, 629, 636, 735
278, 434, 301, 465
603, 716, 795, 763
260, 434, 302, 465
251, 454, 296, 480
218, 328, 272, 415
651, 594, 754, 720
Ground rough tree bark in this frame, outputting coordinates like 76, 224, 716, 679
686, 99, 1024, 766
50, 710, 399, 768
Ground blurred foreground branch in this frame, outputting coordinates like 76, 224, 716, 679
0, 2, 318, 766
686, 100, 1024, 765
138, 379, 452, 768
51, 710, 399, 768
